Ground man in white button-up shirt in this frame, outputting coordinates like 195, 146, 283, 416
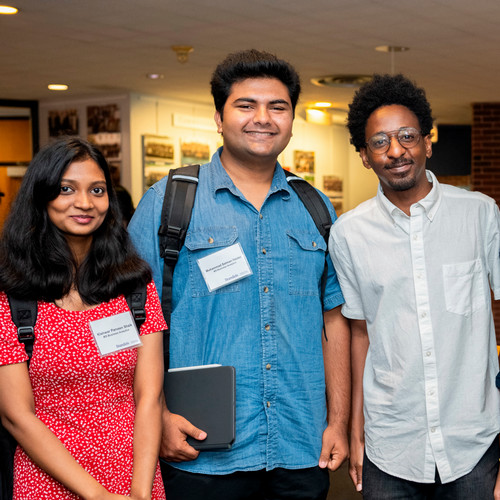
329, 74, 500, 500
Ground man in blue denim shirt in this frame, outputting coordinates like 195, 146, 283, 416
128, 49, 350, 500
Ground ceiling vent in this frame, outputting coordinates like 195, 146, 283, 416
310, 74, 372, 88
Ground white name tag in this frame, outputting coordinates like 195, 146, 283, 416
197, 242, 252, 292
89, 311, 142, 357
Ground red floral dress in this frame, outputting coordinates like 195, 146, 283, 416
0, 282, 167, 499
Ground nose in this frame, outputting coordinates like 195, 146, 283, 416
386, 135, 406, 158
254, 105, 271, 124
74, 191, 93, 209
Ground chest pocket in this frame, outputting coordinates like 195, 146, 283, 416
287, 229, 327, 296
185, 227, 241, 297
442, 258, 486, 316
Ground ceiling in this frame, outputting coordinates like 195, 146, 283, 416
2, 0, 500, 125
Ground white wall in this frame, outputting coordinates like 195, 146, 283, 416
129, 94, 220, 204
39, 92, 378, 212
129, 93, 363, 210
346, 145, 379, 211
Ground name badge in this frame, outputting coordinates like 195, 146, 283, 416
197, 242, 252, 292
89, 311, 142, 357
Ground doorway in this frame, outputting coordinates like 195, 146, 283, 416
0, 100, 39, 231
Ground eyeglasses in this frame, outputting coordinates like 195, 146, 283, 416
365, 127, 423, 154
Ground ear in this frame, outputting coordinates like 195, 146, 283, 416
214, 111, 223, 134
424, 134, 433, 159
359, 147, 372, 170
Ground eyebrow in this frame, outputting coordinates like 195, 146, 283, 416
232, 97, 291, 107
60, 177, 107, 185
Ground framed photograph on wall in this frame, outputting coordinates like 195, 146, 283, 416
48, 109, 79, 138
87, 104, 122, 173
323, 175, 344, 215
293, 150, 315, 174
180, 141, 210, 166
142, 134, 175, 192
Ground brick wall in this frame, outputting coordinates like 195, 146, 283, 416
471, 103, 500, 343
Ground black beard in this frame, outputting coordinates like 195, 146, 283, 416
388, 175, 417, 192
385, 159, 415, 191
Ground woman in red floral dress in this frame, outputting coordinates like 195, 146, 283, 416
0, 138, 166, 500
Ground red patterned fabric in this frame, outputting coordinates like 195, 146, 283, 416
0, 282, 167, 499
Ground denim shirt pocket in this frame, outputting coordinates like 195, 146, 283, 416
442, 258, 486, 316
184, 226, 241, 297
287, 229, 327, 296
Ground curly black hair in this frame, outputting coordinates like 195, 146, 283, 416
347, 74, 434, 152
210, 49, 301, 118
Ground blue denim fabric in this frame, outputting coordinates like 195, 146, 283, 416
128, 149, 344, 474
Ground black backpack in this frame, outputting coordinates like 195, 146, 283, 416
0, 287, 147, 500
157, 165, 333, 369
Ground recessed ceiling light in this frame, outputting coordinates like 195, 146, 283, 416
375, 45, 409, 53
312, 102, 333, 108
0, 5, 18, 14
311, 75, 373, 88
147, 73, 164, 80
48, 84, 69, 91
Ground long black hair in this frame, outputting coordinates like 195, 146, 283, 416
0, 137, 151, 304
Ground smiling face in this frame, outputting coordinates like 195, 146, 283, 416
47, 158, 109, 251
360, 104, 433, 204
214, 77, 294, 167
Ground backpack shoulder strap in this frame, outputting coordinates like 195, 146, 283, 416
283, 170, 332, 244
157, 164, 200, 368
7, 296, 37, 362
125, 284, 147, 331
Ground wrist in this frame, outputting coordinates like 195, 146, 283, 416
130, 487, 151, 500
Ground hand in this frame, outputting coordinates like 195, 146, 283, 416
86, 492, 130, 500
318, 424, 349, 471
159, 411, 207, 462
494, 465, 500, 500
349, 438, 364, 493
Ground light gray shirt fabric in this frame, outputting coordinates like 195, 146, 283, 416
329, 170, 500, 483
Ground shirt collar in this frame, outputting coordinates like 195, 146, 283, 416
376, 170, 442, 223
208, 147, 292, 201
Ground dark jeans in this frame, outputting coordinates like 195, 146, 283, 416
362, 437, 500, 500
160, 462, 330, 500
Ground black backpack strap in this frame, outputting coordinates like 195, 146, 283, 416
125, 284, 147, 331
284, 170, 332, 245
158, 164, 200, 368
7, 296, 37, 363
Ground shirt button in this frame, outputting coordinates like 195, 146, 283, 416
417, 273, 422, 279
262, 248, 267, 254
264, 286, 269, 293
267, 401, 271, 408
265, 324, 270, 331
428, 390, 435, 396
259, 213, 263, 219
413, 234, 418, 241
421, 312, 427, 318
425, 351, 431, 357
208, 237, 214, 244
430, 427, 436, 433
266, 363, 271, 370
312, 241, 317, 247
